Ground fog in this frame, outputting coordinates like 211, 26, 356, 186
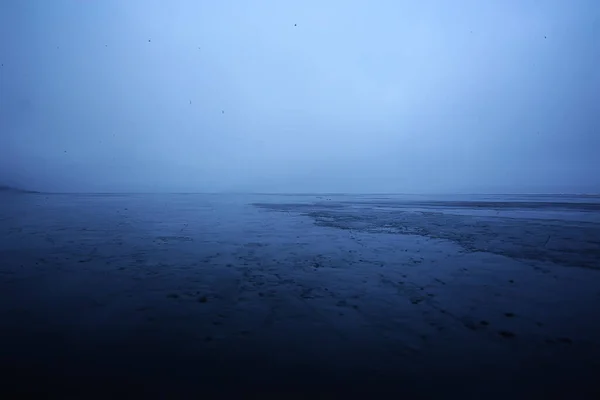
1, 0, 598, 194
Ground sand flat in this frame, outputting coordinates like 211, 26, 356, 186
1, 193, 599, 397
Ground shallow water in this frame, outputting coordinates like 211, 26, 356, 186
1, 193, 600, 397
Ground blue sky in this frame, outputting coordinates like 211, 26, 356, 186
1, 0, 598, 193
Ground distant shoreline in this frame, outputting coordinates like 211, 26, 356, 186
0, 188, 598, 197
0, 185, 40, 194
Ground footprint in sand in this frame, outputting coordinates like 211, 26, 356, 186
498, 330, 516, 339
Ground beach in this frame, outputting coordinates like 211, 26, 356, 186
1, 193, 599, 397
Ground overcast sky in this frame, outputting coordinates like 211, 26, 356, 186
1, 0, 598, 193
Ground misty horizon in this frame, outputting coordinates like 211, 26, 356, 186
1, 0, 599, 194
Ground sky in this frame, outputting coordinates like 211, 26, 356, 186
1, 0, 599, 193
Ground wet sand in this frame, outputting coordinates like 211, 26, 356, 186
1, 193, 600, 397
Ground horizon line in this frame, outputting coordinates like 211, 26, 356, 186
19, 191, 600, 196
